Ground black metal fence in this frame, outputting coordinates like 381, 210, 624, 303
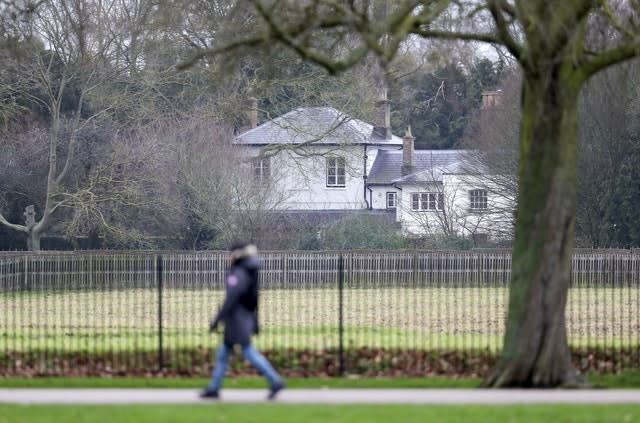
1, 250, 639, 377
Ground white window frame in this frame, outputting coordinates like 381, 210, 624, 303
386, 192, 397, 209
326, 156, 346, 187
469, 189, 488, 210
252, 157, 270, 184
410, 192, 444, 211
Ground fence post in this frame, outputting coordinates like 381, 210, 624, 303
413, 250, 418, 287
22, 255, 28, 291
157, 254, 164, 371
338, 254, 344, 376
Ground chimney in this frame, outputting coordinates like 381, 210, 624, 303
372, 91, 392, 140
401, 126, 415, 176
246, 97, 258, 129
481, 90, 503, 109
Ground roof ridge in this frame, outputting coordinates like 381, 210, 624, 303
235, 105, 404, 145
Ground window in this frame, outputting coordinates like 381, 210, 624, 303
470, 189, 488, 210
252, 157, 270, 184
386, 192, 397, 208
410, 192, 444, 211
326, 157, 346, 187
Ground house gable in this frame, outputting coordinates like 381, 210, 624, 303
233, 106, 402, 212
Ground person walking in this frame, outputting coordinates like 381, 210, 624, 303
201, 242, 285, 400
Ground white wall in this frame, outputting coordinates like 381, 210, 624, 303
238, 143, 516, 241
397, 174, 515, 239
242, 145, 369, 210
396, 181, 448, 236
369, 185, 400, 213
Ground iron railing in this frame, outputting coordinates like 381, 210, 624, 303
1, 249, 638, 376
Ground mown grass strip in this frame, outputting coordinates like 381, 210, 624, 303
1, 372, 639, 388
1, 404, 639, 423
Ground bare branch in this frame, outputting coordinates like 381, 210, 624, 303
176, 33, 270, 71
0, 212, 28, 233
410, 27, 499, 45
487, 0, 523, 60
600, 0, 637, 39
581, 40, 640, 80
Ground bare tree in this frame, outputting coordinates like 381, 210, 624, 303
60, 126, 182, 248
153, 116, 293, 249
0, 0, 174, 250
400, 155, 515, 242
465, 60, 640, 248
576, 59, 640, 247
460, 72, 520, 241
463, 71, 520, 188
178, 0, 640, 387
403, 184, 460, 239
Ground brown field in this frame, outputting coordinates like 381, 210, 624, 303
2, 287, 638, 351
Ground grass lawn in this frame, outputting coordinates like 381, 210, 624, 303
2, 371, 640, 388
1, 404, 639, 423
2, 373, 639, 422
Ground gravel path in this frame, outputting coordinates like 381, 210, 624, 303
2, 388, 640, 405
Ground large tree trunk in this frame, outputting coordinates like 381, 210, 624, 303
483, 66, 586, 388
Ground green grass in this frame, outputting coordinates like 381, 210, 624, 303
1, 404, 639, 423
2, 374, 639, 423
2, 371, 640, 388
0, 326, 507, 351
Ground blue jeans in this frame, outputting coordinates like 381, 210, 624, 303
207, 344, 282, 391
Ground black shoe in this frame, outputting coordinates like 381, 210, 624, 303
200, 389, 219, 399
267, 381, 285, 400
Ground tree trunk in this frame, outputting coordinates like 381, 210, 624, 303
27, 230, 42, 252
483, 66, 587, 388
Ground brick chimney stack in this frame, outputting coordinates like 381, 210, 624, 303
238, 97, 259, 133
246, 97, 258, 129
481, 90, 503, 109
372, 91, 392, 140
401, 126, 415, 176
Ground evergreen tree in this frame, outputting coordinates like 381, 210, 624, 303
606, 138, 640, 247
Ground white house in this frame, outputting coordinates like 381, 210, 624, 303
234, 98, 514, 241
234, 98, 402, 211
367, 129, 515, 240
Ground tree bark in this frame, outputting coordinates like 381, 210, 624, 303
27, 230, 42, 252
483, 65, 587, 388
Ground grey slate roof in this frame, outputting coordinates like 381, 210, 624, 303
368, 150, 481, 185
235, 107, 403, 146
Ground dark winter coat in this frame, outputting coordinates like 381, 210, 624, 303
211, 256, 260, 347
